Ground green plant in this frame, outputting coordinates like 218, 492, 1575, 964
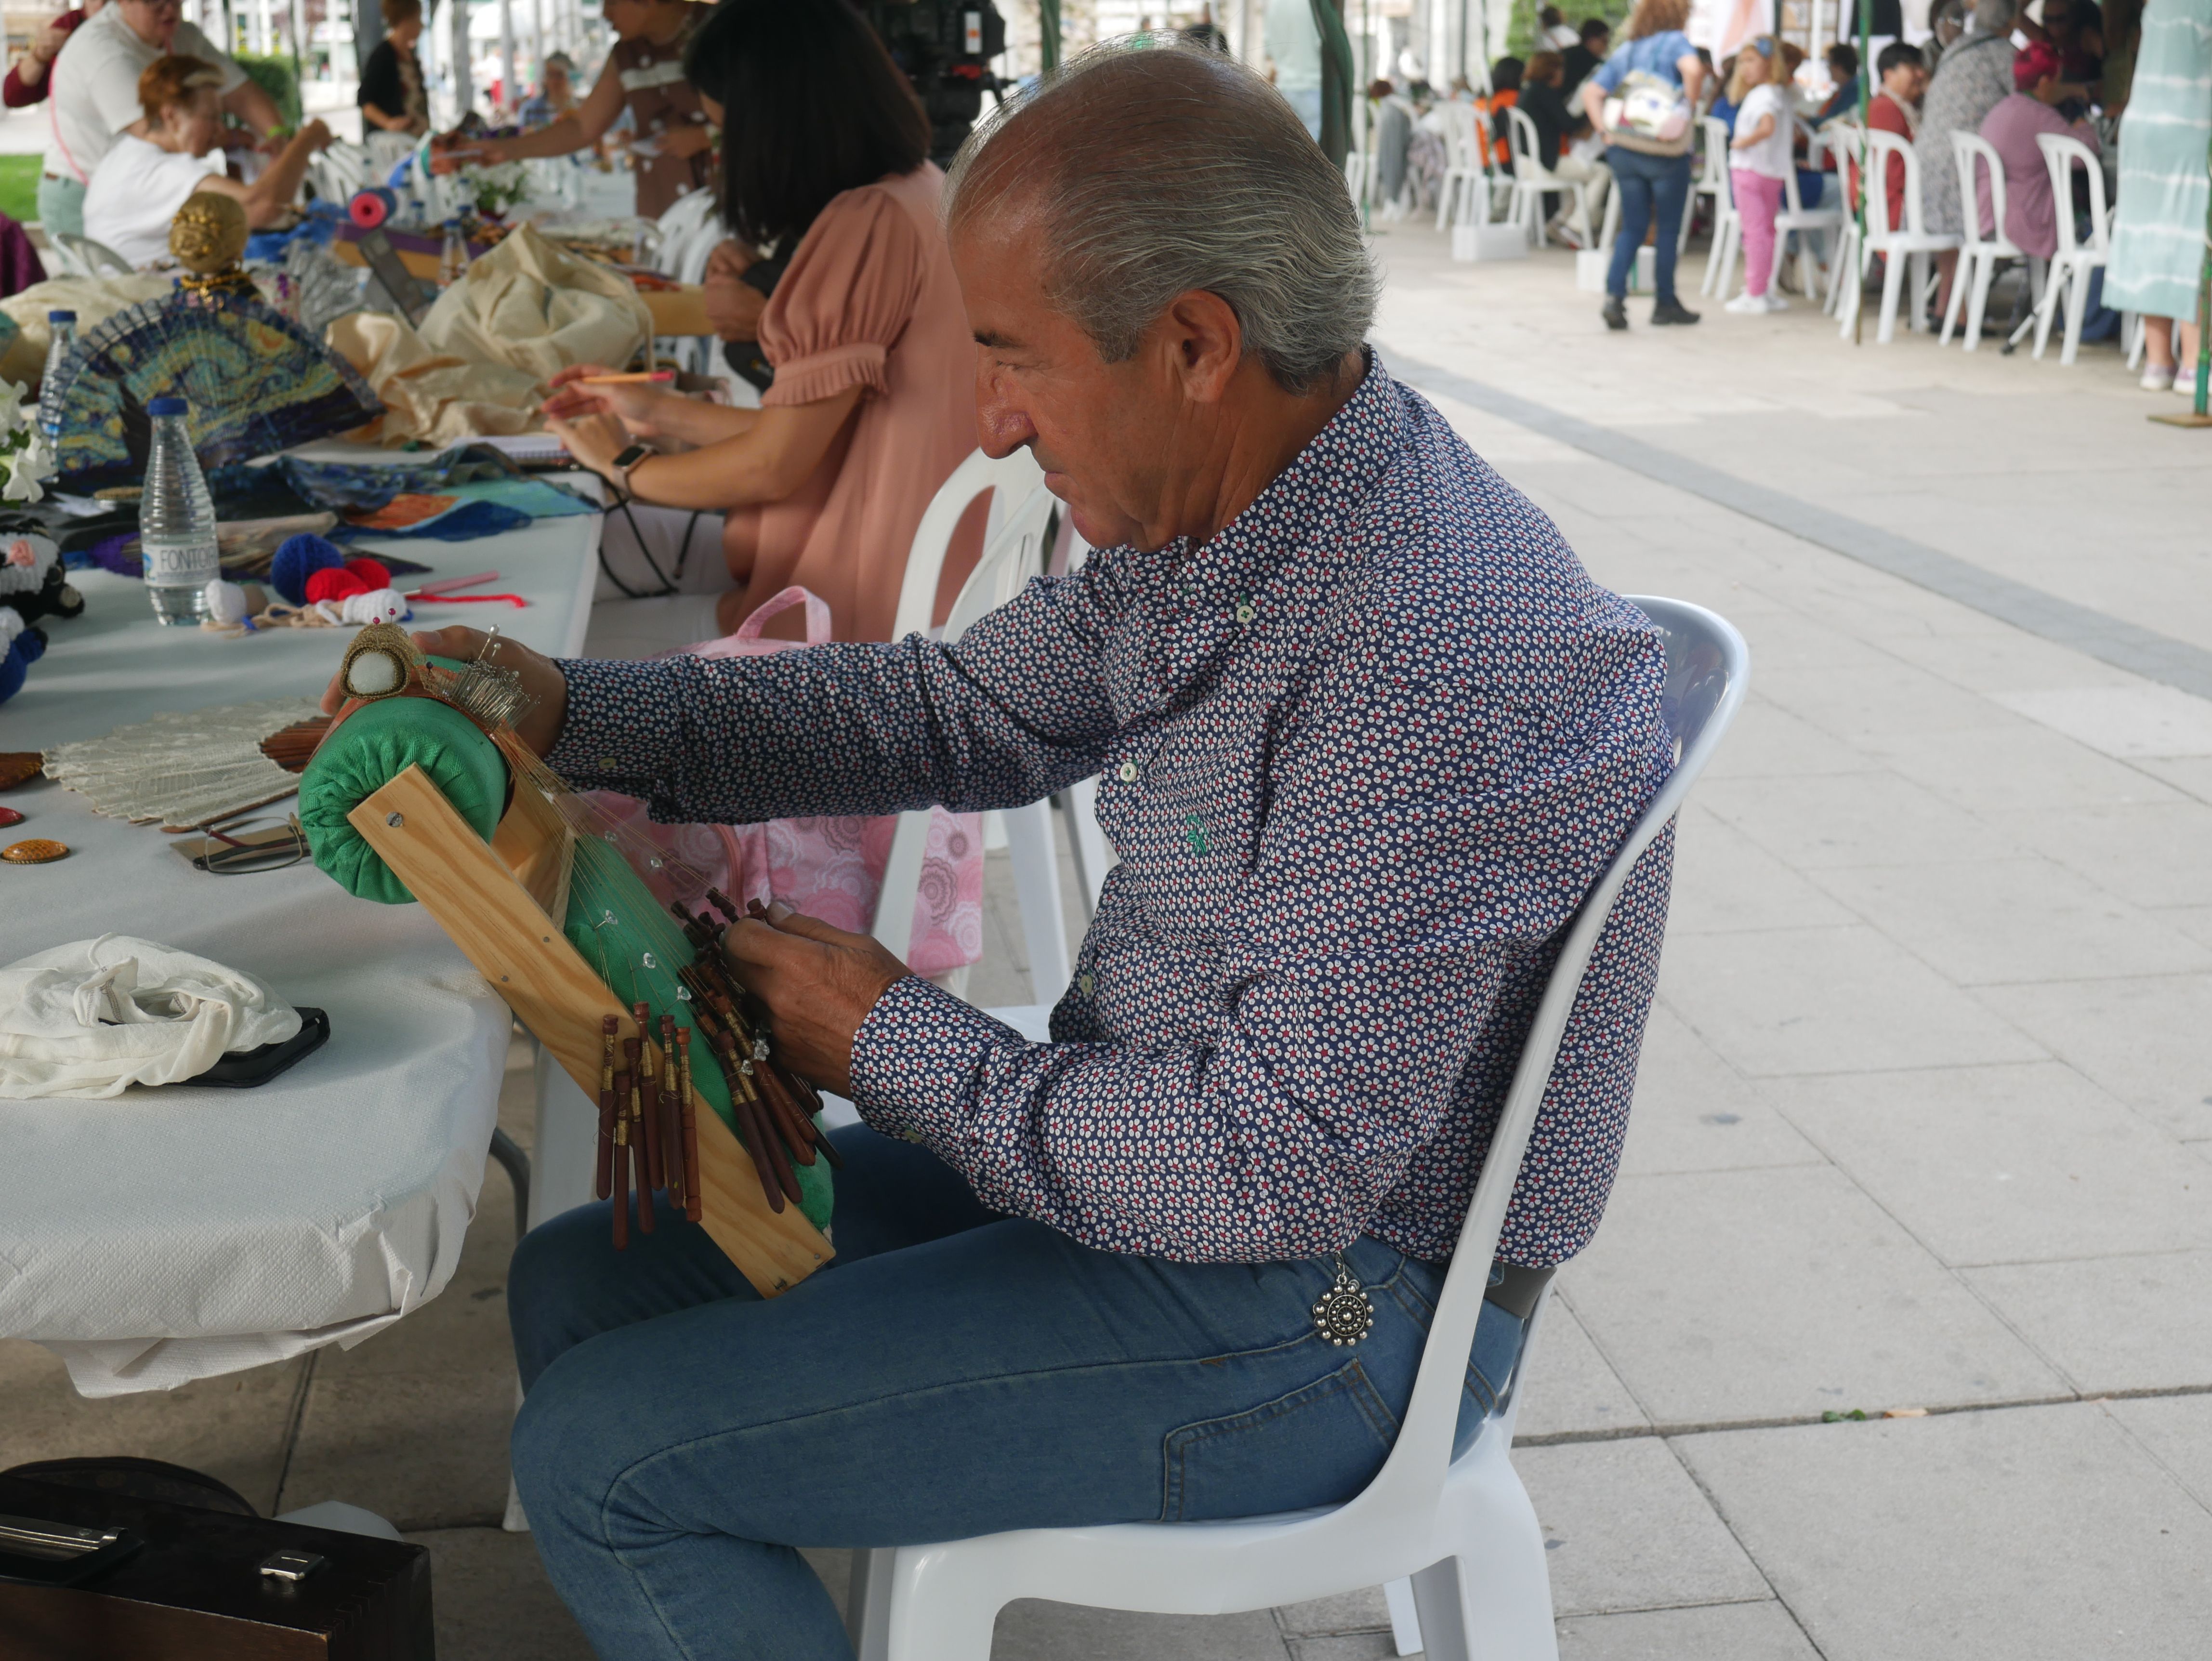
0, 156, 38, 226
233, 51, 302, 128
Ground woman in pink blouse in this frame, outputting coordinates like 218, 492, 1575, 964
546, 0, 980, 643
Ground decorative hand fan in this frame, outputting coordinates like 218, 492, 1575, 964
41, 696, 324, 830
48, 194, 381, 489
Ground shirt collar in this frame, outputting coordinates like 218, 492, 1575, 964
1132, 351, 1402, 699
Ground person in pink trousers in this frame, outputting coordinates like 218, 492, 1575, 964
1725, 37, 1796, 313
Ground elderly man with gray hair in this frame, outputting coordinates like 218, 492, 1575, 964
486, 41, 1673, 1658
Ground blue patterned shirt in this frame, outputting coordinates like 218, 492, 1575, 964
550, 360, 1674, 1267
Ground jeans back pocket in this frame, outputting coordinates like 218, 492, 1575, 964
1161, 1357, 1401, 1523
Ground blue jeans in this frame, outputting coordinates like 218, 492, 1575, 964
1605, 146, 1692, 304
35, 174, 83, 240
509, 1125, 1529, 1661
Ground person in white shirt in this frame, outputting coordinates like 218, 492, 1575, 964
1540, 5, 1583, 48
1724, 37, 1797, 313
40, 0, 280, 239
82, 55, 328, 267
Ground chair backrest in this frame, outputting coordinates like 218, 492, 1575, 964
1952, 129, 2008, 252
1701, 115, 1738, 211
2037, 132, 2107, 253
651, 188, 718, 273
889, 448, 1056, 646
1440, 99, 1483, 174
1780, 120, 1815, 214
1506, 105, 1543, 180
870, 448, 1060, 960
1328, 595, 1748, 1541
1861, 128, 1923, 238
55, 233, 132, 278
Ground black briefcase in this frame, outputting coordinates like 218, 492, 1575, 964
0, 1466, 433, 1660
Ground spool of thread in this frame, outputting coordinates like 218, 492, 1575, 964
303, 566, 369, 605
271, 533, 347, 605
204, 577, 250, 623
349, 187, 397, 229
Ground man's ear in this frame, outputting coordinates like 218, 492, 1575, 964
1155, 288, 1244, 405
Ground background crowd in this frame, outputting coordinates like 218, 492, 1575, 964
1357, 0, 2207, 384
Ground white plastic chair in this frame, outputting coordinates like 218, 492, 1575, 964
1697, 115, 1742, 296
1941, 131, 2034, 350
1504, 105, 1593, 248
843, 596, 1751, 1661
2025, 132, 2110, 365
648, 187, 720, 275
1821, 122, 1864, 315
1435, 101, 1491, 230
1834, 128, 1960, 343
51, 233, 132, 278
1771, 125, 1845, 300
870, 450, 1067, 1001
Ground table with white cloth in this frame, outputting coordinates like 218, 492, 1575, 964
0, 476, 600, 1397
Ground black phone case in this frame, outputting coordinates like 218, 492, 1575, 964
184, 1008, 329, 1089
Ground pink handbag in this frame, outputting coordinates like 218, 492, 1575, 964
586, 586, 985, 977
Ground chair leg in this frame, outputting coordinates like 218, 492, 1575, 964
1940, 254, 1968, 345
1963, 255, 1995, 351
2126, 310, 2145, 369
1878, 249, 1905, 343
2033, 264, 2063, 359
1408, 1440, 1559, 1661
2060, 262, 2092, 365
859, 1546, 1004, 1661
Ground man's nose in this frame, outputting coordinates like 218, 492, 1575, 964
973, 369, 1037, 462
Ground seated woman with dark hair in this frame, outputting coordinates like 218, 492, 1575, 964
83, 54, 329, 266
544, 0, 980, 643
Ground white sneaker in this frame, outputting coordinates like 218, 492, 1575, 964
1763, 292, 1790, 312
2177, 373, 2202, 397
1724, 292, 1766, 314
2141, 363, 2177, 391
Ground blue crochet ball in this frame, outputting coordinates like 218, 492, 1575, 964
0, 640, 27, 705
271, 534, 347, 606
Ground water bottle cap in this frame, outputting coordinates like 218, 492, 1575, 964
47, 310, 75, 322
147, 395, 188, 417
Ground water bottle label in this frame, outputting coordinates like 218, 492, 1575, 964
142, 538, 220, 588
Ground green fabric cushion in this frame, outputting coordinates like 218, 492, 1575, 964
301, 695, 509, 905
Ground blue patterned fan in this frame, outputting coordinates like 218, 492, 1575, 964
49, 276, 382, 489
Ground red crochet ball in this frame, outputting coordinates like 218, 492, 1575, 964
342, 557, 392, 590
303, 567, 369, 604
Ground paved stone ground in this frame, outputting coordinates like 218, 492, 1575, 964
6, 221, 2211, 1658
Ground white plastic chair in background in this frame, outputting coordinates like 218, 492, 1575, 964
1771, 125, 1845, 301
1504, 106, 1594, 248
1697, 115, 1742, 296
1834, 128, 1960, 343
2024, 132, 2111, 365
1941, 131, 2035, 350
310, 140, 377, 206
1435, 101, 1492, 230
49, 233, 132, 279
843, 596, 1751, 1661
1820, 122, 1864, 315
869, 450, 1067, 1002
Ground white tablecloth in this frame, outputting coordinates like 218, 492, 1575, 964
0, 486, 599, 1395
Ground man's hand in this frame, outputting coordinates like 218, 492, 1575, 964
316, 625, 570, 756
545, 410, 632, 485
721, 906, 910, 1098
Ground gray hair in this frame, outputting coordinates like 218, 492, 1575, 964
1970, 0, 2015, 34
944, 41, 1375, 395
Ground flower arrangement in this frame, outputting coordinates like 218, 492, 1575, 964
0, 379, 57, 503
457, 160, 531, 220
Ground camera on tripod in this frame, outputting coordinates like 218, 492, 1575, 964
862, 0, 1010, 164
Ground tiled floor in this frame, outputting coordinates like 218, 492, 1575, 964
8, 222, 2211, 1658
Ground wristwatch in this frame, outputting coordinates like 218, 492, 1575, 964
609, 441, 652, 497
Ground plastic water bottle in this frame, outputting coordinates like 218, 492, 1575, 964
140, 395, 219, 626
439, 219, 470, 287
38, 310, 74, 448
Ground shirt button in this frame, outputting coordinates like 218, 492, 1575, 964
1116, 761, 1139, 783
1078, 972, 1095, 994
599, 755, 618, 769
1235, 601, 1256, 624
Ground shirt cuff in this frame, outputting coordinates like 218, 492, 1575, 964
544, 656, 687, 798
848, 975, 1028, 1151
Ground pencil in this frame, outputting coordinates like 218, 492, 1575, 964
578, 371, 676, 384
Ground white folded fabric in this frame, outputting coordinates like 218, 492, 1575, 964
0, 934, 302, 1099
